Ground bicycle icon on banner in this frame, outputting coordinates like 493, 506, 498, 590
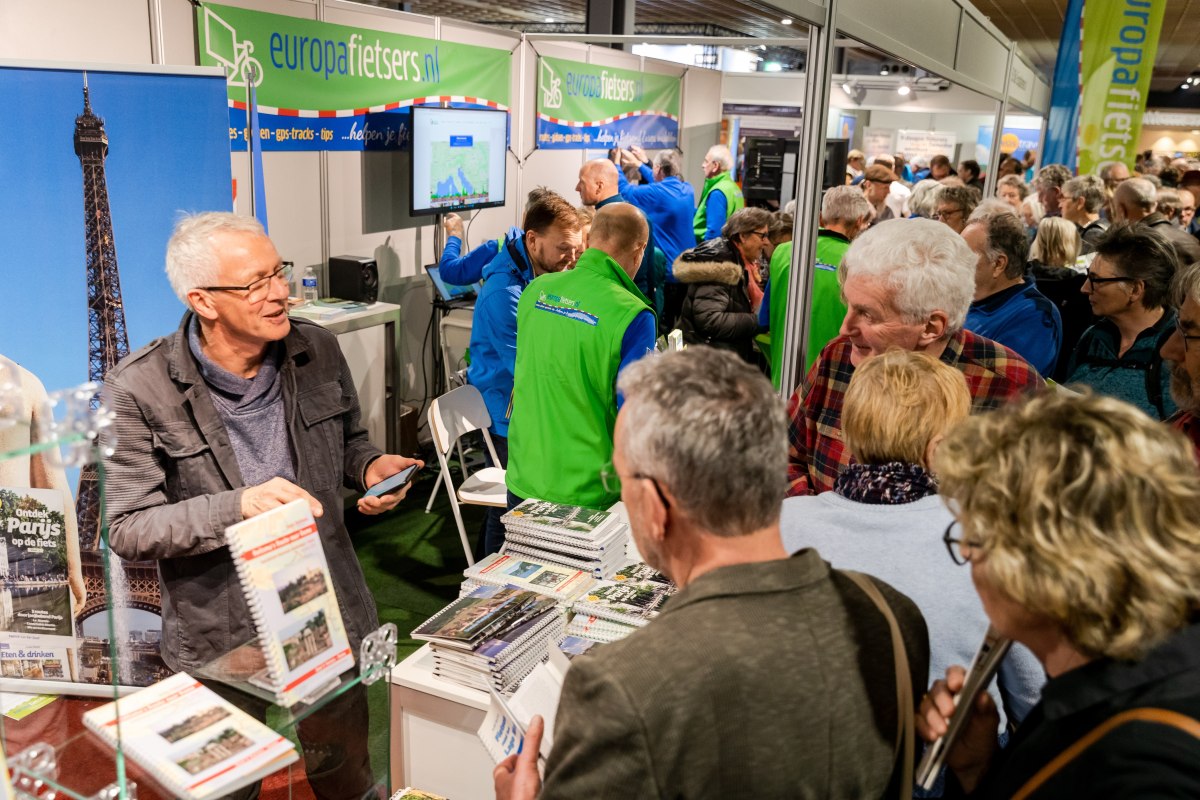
203, 7, 265, 89
540, 60, 562, 110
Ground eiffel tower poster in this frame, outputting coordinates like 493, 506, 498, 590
0, 64, 233, 689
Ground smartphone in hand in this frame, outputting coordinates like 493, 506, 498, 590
363, 464, 420, 498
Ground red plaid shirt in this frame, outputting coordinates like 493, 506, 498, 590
786, 331, 1044, 496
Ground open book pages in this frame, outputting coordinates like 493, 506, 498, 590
465, 552, 594, 600
477, 657, 569, 765
82, 673, 298, 800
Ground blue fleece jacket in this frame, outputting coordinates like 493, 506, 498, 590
439, 225, 524, 286
616, 165, 697, 279
965, 281, 1062, 377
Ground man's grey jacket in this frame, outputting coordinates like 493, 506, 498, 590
104, 312, 381, 673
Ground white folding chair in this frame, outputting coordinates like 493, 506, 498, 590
427, 384, 507, 565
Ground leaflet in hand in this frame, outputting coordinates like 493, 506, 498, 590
224, 500, 354, 706
82, 673, 298, 800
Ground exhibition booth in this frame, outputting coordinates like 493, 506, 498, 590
0, 0, 1049, 796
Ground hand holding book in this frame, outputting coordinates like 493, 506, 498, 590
493, 714, 544, 800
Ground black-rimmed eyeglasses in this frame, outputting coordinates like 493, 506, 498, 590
1083, 270, 1131, 290
1176, 320, 1200, 353
201, 261, 293, 304
943, 520, 981, 565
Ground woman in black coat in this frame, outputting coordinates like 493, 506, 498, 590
674, 207, 773, 363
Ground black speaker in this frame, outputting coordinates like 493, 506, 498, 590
328, 255, 378, 304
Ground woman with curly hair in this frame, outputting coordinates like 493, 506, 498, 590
918, 391, 1200, 798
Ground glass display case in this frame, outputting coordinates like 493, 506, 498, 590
0, 365, 397, 800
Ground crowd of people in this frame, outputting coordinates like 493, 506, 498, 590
95, 135, 1200, 800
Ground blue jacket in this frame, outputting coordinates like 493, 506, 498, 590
467, 237, 534, 436
617, 165, 697, 278
965, 281, 1062, 377
596, 194, 660, 311
439, 225, 524, 286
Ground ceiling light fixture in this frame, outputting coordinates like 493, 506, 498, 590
897, 83, 912, 96
842, 81, 854, 96
880, 65, 890, 76
544, 17, 554, 22
781, 18, 792, 25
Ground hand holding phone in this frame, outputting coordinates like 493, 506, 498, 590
364, 463, 420, 498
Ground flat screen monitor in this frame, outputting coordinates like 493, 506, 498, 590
410, 106, 508, 216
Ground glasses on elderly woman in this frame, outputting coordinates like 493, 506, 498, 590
943, 520, 982, 565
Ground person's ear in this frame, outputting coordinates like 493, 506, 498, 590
992, 253, 1008, 280
188, 289, 219, 322
923, 432, 945, 472
920, 310, 950, 345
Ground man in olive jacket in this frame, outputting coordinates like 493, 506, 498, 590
495, 347, 929, 800
104, 212, 421, 799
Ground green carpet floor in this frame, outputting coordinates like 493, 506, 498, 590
343, 466, 489, 787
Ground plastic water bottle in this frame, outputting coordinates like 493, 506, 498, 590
301, 266, 319, 305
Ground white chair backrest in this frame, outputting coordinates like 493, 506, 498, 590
429, 384, 494, 456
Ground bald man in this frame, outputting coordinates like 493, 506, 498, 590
577, 159, 661, 313
1114, 178, 1200, 266
506, 203, 657, 510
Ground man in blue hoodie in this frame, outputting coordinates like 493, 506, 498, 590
437, 187, 557, 286
468, 190, 583, 554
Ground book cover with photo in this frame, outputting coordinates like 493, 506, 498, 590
610, 562, 673, 587
224, 500, 353, 706
502, 499, 619, 540
83, 672, 298, 800
572, 578, 675, 628
413, 585, 551, 650
465, 553, 593, 600
0, 487, 77, 653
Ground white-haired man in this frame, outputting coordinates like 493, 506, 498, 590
1112, 178, 1200, 266
693, 144, 744, 243
759, 185, 873, 389
104, 212, 421, 798
495, 347, 928, 799
786, 218, 1043, 496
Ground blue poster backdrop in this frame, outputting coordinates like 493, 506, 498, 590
0, 64, 232, 688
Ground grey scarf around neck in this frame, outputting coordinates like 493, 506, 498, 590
187, 316, 296, 486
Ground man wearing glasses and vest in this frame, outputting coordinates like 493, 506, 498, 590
103, 211, 420, 799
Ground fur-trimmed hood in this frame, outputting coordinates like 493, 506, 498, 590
671, 258, 743, 286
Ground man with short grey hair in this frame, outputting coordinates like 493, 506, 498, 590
963, 213, 1062, 375
495, 346, 929, 800
787, 218, 1042, 495
761, 185, 873, 388
694, 144, 744, 243
1060, 174, 1109, 252
1113, 178, 1200, 265
105, 211, 422, 799
1034, 163, 1072, 217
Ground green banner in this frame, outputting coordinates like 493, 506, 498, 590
536, 56, 681, 149
1077, 0, 1166, 175
196, 3, 511, 150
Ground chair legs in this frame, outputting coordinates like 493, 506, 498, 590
436, 448, 475, 566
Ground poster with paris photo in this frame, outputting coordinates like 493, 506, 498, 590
0, 62, 232, 691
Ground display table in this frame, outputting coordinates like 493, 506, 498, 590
388, 503, 636, 796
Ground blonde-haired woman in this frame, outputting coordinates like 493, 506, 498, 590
919, 391, 1200, 797
782, 349, 1044, 734
1029, 217, 1081, 273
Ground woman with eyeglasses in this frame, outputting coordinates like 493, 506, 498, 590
674, 207, 773, 364
780, 350, 1044, 746
919, 391, 1200, 798
1063, 224, 1179, 419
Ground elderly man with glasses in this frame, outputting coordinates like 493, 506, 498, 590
103, 212, 420, 799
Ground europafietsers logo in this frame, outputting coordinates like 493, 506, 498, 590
540, 60, 562, 110
203, 7, 265, 89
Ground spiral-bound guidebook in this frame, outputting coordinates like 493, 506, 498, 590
83, 672, 298, 800
224, 500, 354, 706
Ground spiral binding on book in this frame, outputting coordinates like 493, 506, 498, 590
225, 531, 291, 702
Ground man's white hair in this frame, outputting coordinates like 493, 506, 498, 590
165, 212, 267, 305
706, 144, 733, 171
838, 217, 975, 334
822, 185, 872, 225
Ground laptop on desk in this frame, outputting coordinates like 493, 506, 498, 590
425, 264, 481, 309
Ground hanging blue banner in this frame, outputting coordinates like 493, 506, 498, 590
1043, 0, 1083, 170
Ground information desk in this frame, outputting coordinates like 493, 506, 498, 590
389, 503, 635, 796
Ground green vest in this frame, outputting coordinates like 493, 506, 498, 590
764, 230, 852, 391
506, 249, 652, 509
693, 171, 745, 242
